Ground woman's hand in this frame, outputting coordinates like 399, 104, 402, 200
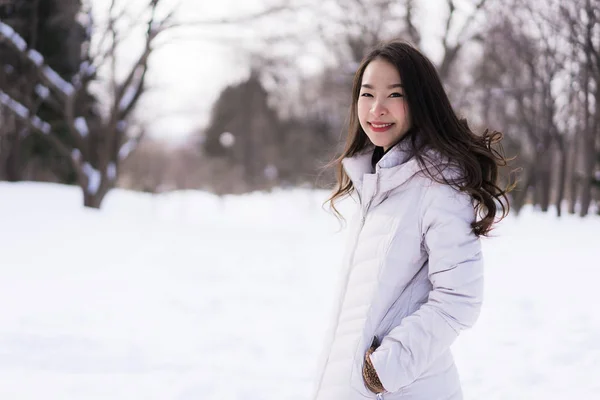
363, 340, 385, 394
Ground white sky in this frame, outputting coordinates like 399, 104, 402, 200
93, 0, 471, 143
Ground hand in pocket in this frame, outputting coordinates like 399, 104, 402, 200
363, 336, 385, 394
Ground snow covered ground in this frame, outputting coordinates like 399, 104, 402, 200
0, 182, 598, 399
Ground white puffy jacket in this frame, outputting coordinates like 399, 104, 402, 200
313, 143, 484, 400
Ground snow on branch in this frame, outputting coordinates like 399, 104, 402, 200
72, 60, 97, 89
74, 117, 89, 137
117, 120, 127, 132
0, 90, 51, 134
27, 49, 44, 67
42, 66, 75, 97
0, 21, 26, 51
118, 138, 137, 160
31, 115, 52, 134
107, 162, 117, 181
118, 84, 137, 112
0, 21, 76, 98
79, 61, 96, 77
82, 162, 101, 195
71, 149, 82, 162
35, 84, 50, 99
0, 90, 29, 118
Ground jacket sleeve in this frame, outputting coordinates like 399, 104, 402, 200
369, 183, 484, 393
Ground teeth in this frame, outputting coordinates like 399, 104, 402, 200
371, 123, 392, 128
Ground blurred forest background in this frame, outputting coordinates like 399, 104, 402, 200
0, 0, 599, 216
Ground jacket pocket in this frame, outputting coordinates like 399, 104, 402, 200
349, 337, 378, 398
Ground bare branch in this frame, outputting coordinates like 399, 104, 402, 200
0, 21, 77, 102
438, 0, 488, 80
113, 17, 159, 117
168, 4, 305, 28
405, 0, 421, 46
0, 90, 51, 135
0, 90, 83, 184
442, 0, 456, 50
454, 0, 487, 43
118, 127, 145, 161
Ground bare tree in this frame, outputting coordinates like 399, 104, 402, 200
305, 0, 494, 123
471, 0, 600, 216
0, 0, 178, 207
560, 0, 600, 216
1, 0, 308, 207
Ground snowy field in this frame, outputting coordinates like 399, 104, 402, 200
0, 182, 599, 400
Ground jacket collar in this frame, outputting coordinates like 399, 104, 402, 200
342, 139, 421, 195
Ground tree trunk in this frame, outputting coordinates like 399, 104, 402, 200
567, 136, 579, 214
513, 164, 533, 214
539, 151, 552, 212
580, 125, 595, 216
580, 0, 594, 217
555, 144, 568, 217
4, 131, 23, 181
82, 183, 111, 209
0, 113, 22, 181
532, 164, 542, 208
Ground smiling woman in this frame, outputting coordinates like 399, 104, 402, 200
357, 59, 412, 151
313, 40, 513, 400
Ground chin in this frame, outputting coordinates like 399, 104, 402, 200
368, 137, 398, 149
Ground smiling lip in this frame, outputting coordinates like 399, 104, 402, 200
369, 122, 394, 133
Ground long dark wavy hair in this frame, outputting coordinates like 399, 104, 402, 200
326, 40, 513, 237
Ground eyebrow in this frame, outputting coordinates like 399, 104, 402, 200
361, 83, 404, 89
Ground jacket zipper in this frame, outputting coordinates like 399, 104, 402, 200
361, 173, 380, 223
314, 173, 382, 399
365, 175, 386, 400
360, 174, 385, 400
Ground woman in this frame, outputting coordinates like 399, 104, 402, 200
313, 40, 511, 400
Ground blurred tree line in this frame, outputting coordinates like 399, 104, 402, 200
1, 0, 599, 216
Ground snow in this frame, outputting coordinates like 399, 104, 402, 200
219, 131, 235, 147
74, 117, 90, 137
27, 49, 45, 67
81, 163, 101, 195
150, 21, 162, 35
71, 149, 82, 162
116, 120, 127, 132
79, 61, 96, 77
35, 84, 51, 99
107, 162, 117, 181
42, 66, 75, 97
0, 182, 599, 400
0, 90, 30, 118
0, 21, 15, 38
0, 91, 52, 134
0, 21, 26, 51
31, 115, 51, 135
118, 139, 136, 160
118, 86, 137, 112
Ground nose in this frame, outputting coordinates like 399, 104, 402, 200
370, 99, 387, 116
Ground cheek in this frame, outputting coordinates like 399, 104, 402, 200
357, 102, 368, 123
395, 102, 410, 121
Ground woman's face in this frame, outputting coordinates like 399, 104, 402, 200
357, 58, 412, 151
